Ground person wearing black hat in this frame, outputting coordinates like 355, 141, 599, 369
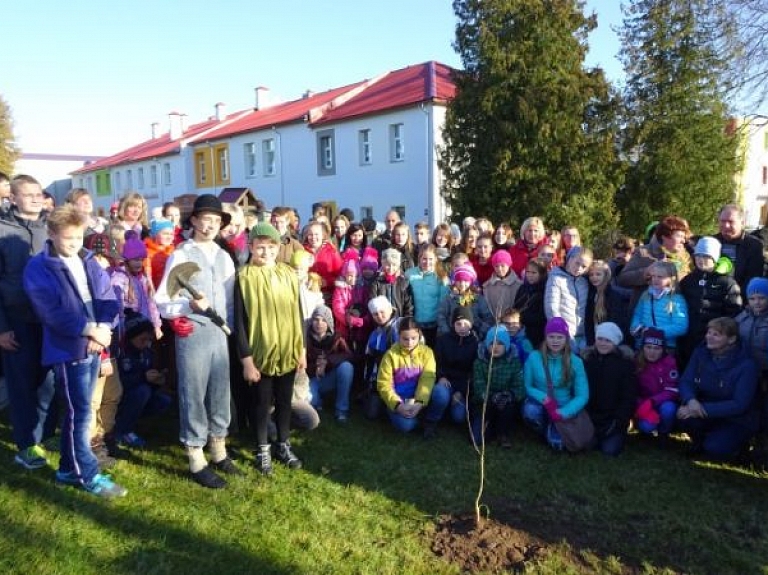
155, 194, 241, 488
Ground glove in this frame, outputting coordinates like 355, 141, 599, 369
635, 399, 660, 425
168, 317, 194, 337
349, 316, 364, 328
549, 409, 564, 422
543, 397, 559, 419
491, 392, 511, 409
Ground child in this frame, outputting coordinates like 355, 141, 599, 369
544, 246, 593, 352
634, 327, 679, 439
678, 236, 742, 367
522, 317, 589, 451
405, 244, 449, 347
437, 263, 493, 339
369, 248, 414, 319
363, 296, 401, 419
483, 249, 522, 321
306, 305, 355, 422
492, 223, 515, 252
332, 251, 370, 353
235, 222, 306, 476
359, 246, 380, 289
585, 259, 630, 346
390, 222, 416, 272
376, 317, 449, 437
630, 261, 689, 351
430, 223, 455, 266
413, 222, 431, 255
513, 258, 548, 348
24, 205, 126, 497
144, 218, 177, 290
156, 194, 240, 488
470, 233, 495, 286
434, 306, 480, 425
113, 311, 172, 447
471, 325, 524, 448
499, 308, 534, 365
582, 322, 637, 456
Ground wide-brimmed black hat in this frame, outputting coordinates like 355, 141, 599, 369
188, 194, 231, 227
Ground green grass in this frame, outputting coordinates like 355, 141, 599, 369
1, 408, 768, 575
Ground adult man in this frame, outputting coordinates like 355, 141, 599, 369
714, 204, 764, 293
0, 175, 55, 469
372, 210, 401, 255
0, 172, 11, 213
155, 194, 241, 488
271, 206, 304, 265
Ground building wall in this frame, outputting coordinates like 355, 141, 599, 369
738, 121, 768, 229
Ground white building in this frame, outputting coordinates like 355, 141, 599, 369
736, 117, 768, 229
71, 61, 456, 227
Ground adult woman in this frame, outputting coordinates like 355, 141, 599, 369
510, 217, 549, 279
304, 221, 343, 302
162, 201, 184, 245
65, 188, 107, 235
492, 222, 515, 252
558, 226, 581, 264
116, 192, 149, 238
331, 214, 350, 252
343, 222, 368, 257
617, 215, 692, 310
677, 317, 759, 461
220, 204, 250, 268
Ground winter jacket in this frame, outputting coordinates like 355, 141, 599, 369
369, 274, 414, 319
277, 235, 305, 266
473, 347, 524, 403
630, 290, 689, 349
637, 354, 679, 406
679, 342, 759, 431
510, 331, 534, 365
305, 329, 354, 379
405, 266, 449, 327
509, 238, 548, 279
306, 242, 343, 298
434, 329, 480, 399
24, 241, 119, 366
117, 342, 154, 391
483, 272, 522, 321
585, 283, 632, 346
583, 348, 637, 433
364, 315, 401, 382
391, 243, 416, 274
331, 279, 370, 343
144, 237, 175, 290
110, 268, 162, 331
679, 268, 742, 341
469, 254, 494, 287
714, 232, 764, 294
524, 350, 589, 419
376, 342, 436, 411
514, 281, 546, 348
437, 289, 494, 339
735, 308, 768, 372
0, 208, 48, 331
544, 266, 589, 339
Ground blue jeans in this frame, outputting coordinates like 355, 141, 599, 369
678, 417, 755, 460
387, 384, 450, 433
522, 398, 564, 450
636, 401, 677, 435
310, 361, 353, 416
176, 322, 230, 447
1, 319, 54, 451
54, 353, 101, 484
114, 382, 171, 436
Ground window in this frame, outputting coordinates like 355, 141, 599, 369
764, 131, 768, 150
150, 165, 158, 188
358, 129, 371, 165
114, 171, 122, 191
215, 145, 230, 184
126, 169, 133, 190
137, 167, 145, 190
244, 142, 257, 177
763, 166, 767, 185
316, 129, 336, 176
389, 123, 404, 161
163, 163, 171, 186
392, 205, 406, 219
360, 206, 373, 221
196, 152, 208, 185
263, 139, 276, 176
87, 175, 93, 193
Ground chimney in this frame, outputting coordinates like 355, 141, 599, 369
180, 113, 189, 133
215, 102, 226, 121
151, 122, 160, 139
254, 86, 270, 110
303, 89, 315, 99
168, 112, 182, 140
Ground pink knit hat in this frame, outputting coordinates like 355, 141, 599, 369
360, 247, 379, 271
491, 250, 512, 267
453, 263, 477, 283
544, 317, 569, 338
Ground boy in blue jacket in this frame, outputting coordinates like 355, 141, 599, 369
24, 205, 126, 498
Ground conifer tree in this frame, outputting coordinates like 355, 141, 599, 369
0, 95, 19, 176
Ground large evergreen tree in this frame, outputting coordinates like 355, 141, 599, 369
440, 0, 622, 242
0, 94, 19, 176
617, 0, 740, 236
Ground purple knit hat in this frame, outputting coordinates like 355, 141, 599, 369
122, 232, 147, 260
544, 317, 569, 338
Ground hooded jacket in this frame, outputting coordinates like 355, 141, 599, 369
376, 342, 436, 410
405, 266, 449, 326
434, 328, 479, 398
583, 348, 638, 433
544, 266, 589, 339
483, 271, 522, 321
637, 353, 679, 406
735, 307, 768, 371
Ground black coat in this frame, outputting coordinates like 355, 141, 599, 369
514, 282, 546, 348
714, 232, 764, 294
434, 330, 480, 398
679, 269, 742, 341
369, 275, 414, 319
584, 349, 637, 434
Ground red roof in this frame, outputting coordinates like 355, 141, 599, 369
314, 61, 456, 125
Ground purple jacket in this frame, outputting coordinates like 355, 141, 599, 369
636, 354, 679, 407
24, 241, 119, 366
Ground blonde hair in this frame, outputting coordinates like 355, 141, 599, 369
417, 244, 447, 280
117, 192, 149, 227
588, 260, 611, 324
47, 204, 87, 234
539, 337, 573, 387
643, 261, 679, 314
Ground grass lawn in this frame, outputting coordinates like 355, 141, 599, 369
0, 407, 767, 575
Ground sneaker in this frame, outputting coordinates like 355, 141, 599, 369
335, 412, 349, 424
82, 473, 128, 498
211, 457, 244, 476
55, 470, 82, 487
191, 466, 227, 489
118, 432, 146, 449
14, 445, 48, 470
274, 441, 302, 470
254, 444, 273, 476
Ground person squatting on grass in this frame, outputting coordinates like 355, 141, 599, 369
376, 317, 449, 438
155, 194, 241, 489
523, 317, 589, 451
24, 204, 126, 497
235, 221, 306, 476
633, 327, 679, 442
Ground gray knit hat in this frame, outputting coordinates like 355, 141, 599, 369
381, 248, 402, 266
311, 304, 334, 334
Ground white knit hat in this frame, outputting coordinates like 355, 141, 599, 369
693, 236, 721, 261
595, 322, 623, 346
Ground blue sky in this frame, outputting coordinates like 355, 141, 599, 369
3, 0, 623, 157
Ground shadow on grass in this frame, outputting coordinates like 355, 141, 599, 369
299, 412, 768, 574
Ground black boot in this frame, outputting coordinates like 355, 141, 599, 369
274, 441, 302, 470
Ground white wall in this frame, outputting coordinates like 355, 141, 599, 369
740, 122, 768, 229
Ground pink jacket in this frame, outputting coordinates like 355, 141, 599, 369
637, 354, 679, 406
332, 280, 370, 343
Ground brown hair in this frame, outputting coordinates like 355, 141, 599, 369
47, 204, 87, 234
654, 215, 690, 242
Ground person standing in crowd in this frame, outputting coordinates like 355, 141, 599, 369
510, 217, 549, 279
0, 175, 56, 470
155, 194, 241, 489
270, 206, 305, 265
162, 202, 184, 246
405, 244, 449, 347
714, 204, 764, 294
116, 192, 150, 239
65, 188, 107, 235
304, 221, 343, 303
372, 210, 401, 255
544, 246, 593, 353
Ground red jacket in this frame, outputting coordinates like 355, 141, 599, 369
509, 238, 548, 279
306, 242, 343, 298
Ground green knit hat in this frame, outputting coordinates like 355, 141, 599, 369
249, 222, 281, 243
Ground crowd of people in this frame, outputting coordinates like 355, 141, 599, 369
2, 169, 768, 497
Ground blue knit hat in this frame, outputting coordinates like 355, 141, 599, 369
747, 277, 768, 298
150, 218, 174, 238
484, 325, 511, 352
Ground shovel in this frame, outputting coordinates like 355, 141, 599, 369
166, 261, 232, 336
